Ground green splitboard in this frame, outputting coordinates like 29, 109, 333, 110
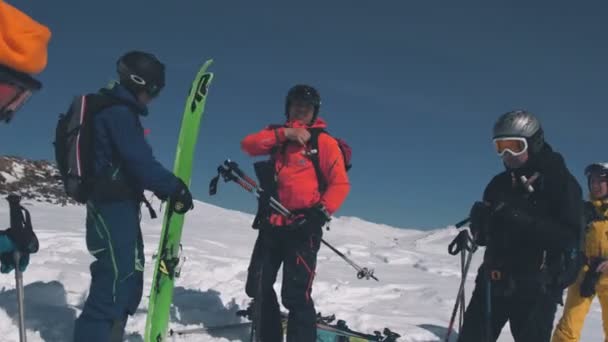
144, 59, 214, 342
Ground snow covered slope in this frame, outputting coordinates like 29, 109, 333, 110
0, 156, 71, 205
0, 199, 603, 342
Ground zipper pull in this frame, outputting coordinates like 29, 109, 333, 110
302, 148, 318, 156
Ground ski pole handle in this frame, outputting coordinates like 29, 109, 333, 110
224, 159, 259, 188
235, 178, 255, 193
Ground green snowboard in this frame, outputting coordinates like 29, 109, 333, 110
144, 59, 214, 342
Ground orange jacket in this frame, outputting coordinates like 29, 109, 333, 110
0, 0, 51, 74
241, 118, 350, 226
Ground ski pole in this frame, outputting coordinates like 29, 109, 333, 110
319, 239, 378, 281
224, 160, 259, 192
223, 160, 293, 217
458, 247, 465, 331
212, 162, 292, 218
222, 163, 378, 280
14, 251, 26, 342
221, 161, 378, 281
7, 195, 27, 342
216, 164, 291, 217
485, 271, 492, 342
444, 243, 476, 342
455, 217, 470, 229
212, 160, 379, 281
445, 229, 477, 342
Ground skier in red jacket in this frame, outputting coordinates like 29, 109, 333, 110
241, 85, 350, 342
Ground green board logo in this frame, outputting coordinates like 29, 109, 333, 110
190, 73, 211, 112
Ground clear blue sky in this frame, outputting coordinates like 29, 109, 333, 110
1, 1, 606, 229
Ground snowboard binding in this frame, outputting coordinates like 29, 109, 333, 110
158, 244, 185, 279
374, 328, 401, 342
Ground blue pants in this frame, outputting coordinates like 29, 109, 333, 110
73, 201, 145, 342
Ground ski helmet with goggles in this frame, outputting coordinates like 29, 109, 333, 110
0, 64, 42, 123
585, 163, 608, 197
492, 110, 544, 157
285, 85, 321, 121
116, 51, 165, 98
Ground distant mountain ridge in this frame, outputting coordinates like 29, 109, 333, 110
0, 155, 73, 205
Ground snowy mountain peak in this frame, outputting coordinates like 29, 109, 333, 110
0, 156, 72, 205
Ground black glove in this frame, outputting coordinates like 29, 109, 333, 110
171, 179, 194, 214
295, 204, 331, 229
0, 252, 29, 274
469, 201, 491, 244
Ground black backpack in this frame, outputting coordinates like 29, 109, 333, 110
54, 90, 137, 204
307, 128, 352, 193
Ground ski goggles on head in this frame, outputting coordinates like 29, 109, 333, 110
493, 137, 528, 156
0, 65, 42, 123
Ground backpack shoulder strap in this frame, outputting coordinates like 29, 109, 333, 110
88, 89, 140, 116
309, 128, 328, 193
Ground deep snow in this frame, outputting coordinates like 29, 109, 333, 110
0, 200, 603, 342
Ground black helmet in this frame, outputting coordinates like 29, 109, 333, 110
585, 163, 608, 179
285, 84, 321, 120
116, 51, 165, 98
585, 163, 608, 196
493, 109, 545, 154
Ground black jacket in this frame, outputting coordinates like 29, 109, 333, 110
477, 144, 583, 278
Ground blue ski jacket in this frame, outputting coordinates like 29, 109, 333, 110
93, 84, 178, 198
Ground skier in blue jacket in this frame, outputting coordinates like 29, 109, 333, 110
73, 51, 194, 342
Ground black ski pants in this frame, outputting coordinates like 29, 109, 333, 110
457, 273, 558, 342
246, 225, 322, 342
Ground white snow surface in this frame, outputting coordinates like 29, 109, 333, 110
0, 172, 18, 184
0, 200, 603, 342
